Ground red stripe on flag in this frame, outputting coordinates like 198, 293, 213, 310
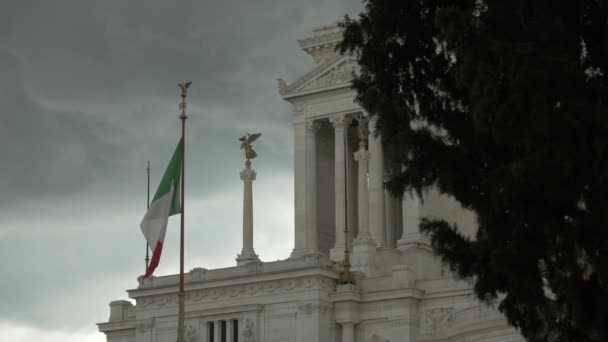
143, 241, 163, 280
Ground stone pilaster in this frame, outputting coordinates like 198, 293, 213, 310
368, 115, 386, 247
237, 162, 260, 265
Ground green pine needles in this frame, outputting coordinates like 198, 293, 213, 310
339, 1, 608, 341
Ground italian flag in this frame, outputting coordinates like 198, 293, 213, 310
141, 139, 182, 280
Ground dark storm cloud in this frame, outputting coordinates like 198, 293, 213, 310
0, 0, 360, 205
0, 51, 127, 206
0, 0, 363, 335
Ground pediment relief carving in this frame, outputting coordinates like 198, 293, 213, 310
299, 59, 359, 92
278, 56, 359, 97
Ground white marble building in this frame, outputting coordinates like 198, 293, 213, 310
98, 22, 523, 342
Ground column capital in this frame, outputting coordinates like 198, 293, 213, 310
329, 114, 353, 128
240, 167, 257, 181
305, 120, 321, 131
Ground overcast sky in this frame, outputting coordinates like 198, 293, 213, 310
0, 1, 363, 341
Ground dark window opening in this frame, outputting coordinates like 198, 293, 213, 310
220, 320, 227, 342
232, 319, 239, 342
208, 322, 215, 342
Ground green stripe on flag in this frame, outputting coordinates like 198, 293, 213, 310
152, 138, 182, 215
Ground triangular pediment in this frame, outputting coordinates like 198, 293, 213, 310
278, 55, 359, 97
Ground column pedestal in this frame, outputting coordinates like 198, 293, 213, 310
333, 284, 360, 342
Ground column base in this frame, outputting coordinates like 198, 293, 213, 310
290, 247, 308, 258
329, 243, 346, 262
397, 233, 430, 251
353, 232, 375, 245
351, 239, 376, 276
291, 247, 326, 258
236, 249, 260, 266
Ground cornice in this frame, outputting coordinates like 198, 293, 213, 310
97, 320, 136, 333
132, 256, 339, 296
134, 275, 337, 309
298, 31, 343, 50
279, 55, 344, 97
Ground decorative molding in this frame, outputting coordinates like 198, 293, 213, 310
135, 318, 154, 333
136, 276, 336, 308
425, 307, 454, 332
185, 304, 263, 319
368, 333, 390, 342
298, 31, 343, 50
293, 101, 306, 116
297, 302, 332, 315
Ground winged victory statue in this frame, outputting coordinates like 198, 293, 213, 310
239, 133, 262, 161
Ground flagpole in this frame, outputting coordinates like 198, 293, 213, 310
145, 160, 151, 270
177, 82, 191, 342
340, 117, 353, 284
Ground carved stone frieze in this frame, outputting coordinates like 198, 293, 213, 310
136, 276, 336, 308
185, 324, 198, 342
297, 302, 332, 315
425, 307, 454, 332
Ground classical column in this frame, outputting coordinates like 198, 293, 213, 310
329, 115, 351, 261
352, 127, 376, 275
354, 140, 372, 242
367, 116, 386, 246
384, 184, 396, 248
395, 196, 403, 241
398, 190, 422, 248
236, 160, 260, 265
292, 119, 308, 257
306, 120, 320, 253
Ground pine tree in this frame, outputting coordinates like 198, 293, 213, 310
340, 1, 608, 341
